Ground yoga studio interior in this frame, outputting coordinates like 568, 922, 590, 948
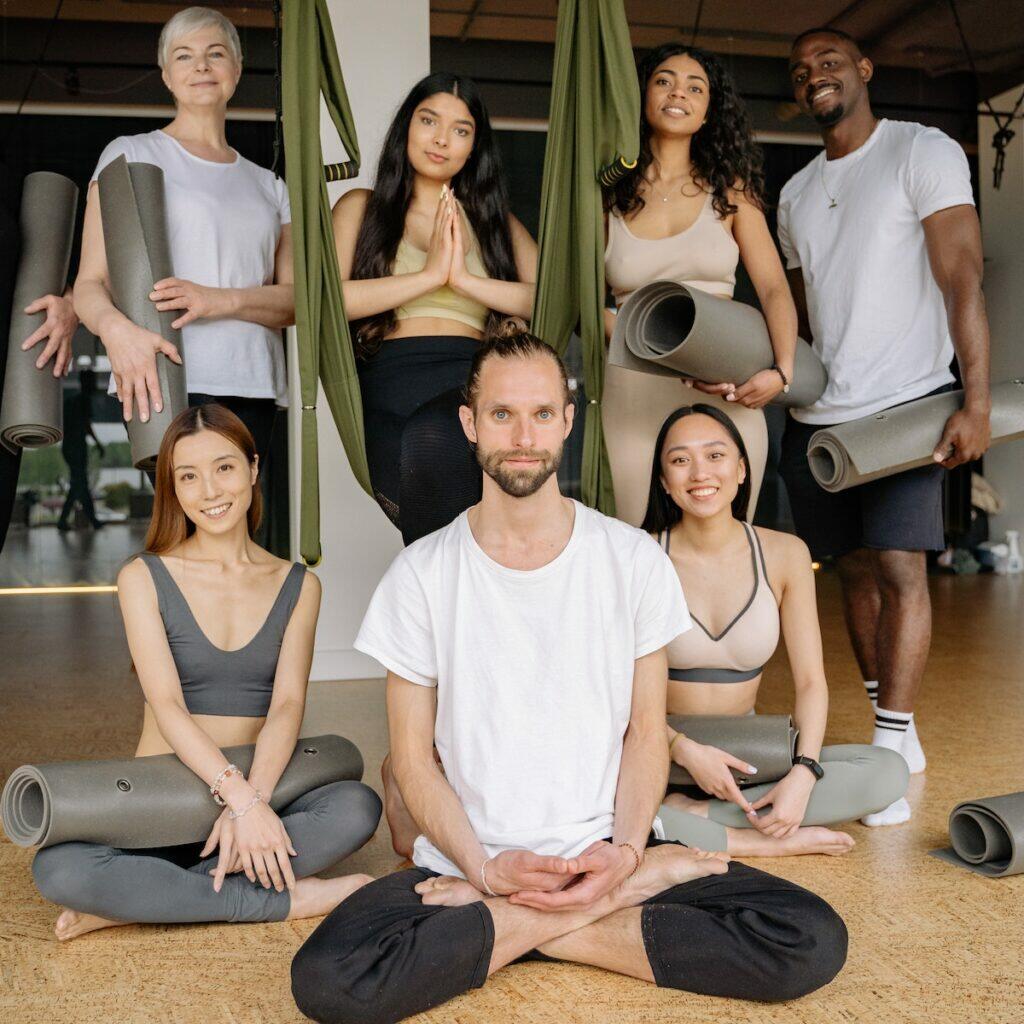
1, 2, 1022, 1022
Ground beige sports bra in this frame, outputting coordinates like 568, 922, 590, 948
392, 215, 490, 332
604, 191, 738, 307
663, 523, 779, 683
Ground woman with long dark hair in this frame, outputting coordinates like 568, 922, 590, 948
602, 44, 798, 526
642, 403, 908, 855
31, 404, 380, 940
332, 73, 536, 544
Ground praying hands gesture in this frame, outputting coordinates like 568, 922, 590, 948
422, 185, 476, 295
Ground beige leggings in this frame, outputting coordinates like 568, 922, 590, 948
601, 362, 768, 526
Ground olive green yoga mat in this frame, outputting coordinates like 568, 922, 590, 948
667, 714, 798, 787
1, 734, 363, 850
929, 792, 1024, 877
97, 155, 187, 470
807, 379, 1024, 492
0, 172, 78, 453
609, 280, 827, 409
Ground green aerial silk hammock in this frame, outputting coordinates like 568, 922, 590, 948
282, 0, 371, 565
532, 0, 640, 515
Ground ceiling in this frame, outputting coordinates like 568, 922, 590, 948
8, 0, 1024, 90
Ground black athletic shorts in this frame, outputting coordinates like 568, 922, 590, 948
778, 386, 952, 560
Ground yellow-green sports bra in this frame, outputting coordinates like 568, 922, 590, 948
391, 223, 490, 332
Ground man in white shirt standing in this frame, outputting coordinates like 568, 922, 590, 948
291, 324, 847, 1023
777, 28, 992, 826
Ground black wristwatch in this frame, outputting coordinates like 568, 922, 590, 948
770, 363, 791, 394
792, 755, 824, 781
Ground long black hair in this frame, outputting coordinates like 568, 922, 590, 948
640, 403, 751, 533
350, 73, 518, 358
605, 44, 766, 221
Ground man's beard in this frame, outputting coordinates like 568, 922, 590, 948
812, 101, 846, 127
476, 444, 563, 498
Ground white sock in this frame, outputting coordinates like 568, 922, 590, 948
861, 797, 912, 827
863, 681, 925, 773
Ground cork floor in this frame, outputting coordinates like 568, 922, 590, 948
1, 571, 1022, 1023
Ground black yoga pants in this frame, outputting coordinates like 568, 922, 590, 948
291, 840, 848, 1024
358, 336, 482, 546
189, 394, 278, 470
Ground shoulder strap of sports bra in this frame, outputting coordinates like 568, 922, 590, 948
744, 523, 773, 592
136, 551, 192, 628
661, 528, 670, 553
263, 563, 307, 638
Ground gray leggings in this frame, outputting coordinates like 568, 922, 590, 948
31, 780, 382, 924
659, 744, 909, 851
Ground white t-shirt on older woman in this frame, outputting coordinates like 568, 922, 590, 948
777, 119, 975, 425
355, 500, 690, 878
92, 129, 291, 405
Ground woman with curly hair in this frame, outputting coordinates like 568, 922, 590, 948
332, 73, 535, 545
602, 44, 798, 525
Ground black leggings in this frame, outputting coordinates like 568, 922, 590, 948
291, 840, 848, 1024
358, 336, 482, 546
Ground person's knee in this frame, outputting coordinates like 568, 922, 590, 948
32, 843, 94, 906
861, 745, 910, 811
291, 943, 394, 1024
340, 781, 383, 845
837, 548, 874, 587
766, 892, 848, 1002
873, 549, 928, 599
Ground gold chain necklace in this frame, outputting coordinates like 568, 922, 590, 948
647, 175, 703, 203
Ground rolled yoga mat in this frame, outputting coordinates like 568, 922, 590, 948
1, 734, 362, 850
97, 155, 187, 470
609, 280, 828, 409
807, 379, 1024, 493
0, 172, 78, 453
667, 714, 798, 787
930, 792, 1024, 877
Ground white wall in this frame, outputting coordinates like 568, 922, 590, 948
288, 0, 430, 680
978, 88, 1024, 540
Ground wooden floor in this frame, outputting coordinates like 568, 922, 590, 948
2, 570, 1022, 1023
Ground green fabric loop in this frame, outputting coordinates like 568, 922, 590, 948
531, 0, 639, 517
282, 0, 371, 564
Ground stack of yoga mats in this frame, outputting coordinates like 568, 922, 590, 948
667, 714, 798, 787
608, 280, 828, 408
0, 172, 78, 453
930, 792, 1024, 877
1, 735, 363, 850
807, 379, 1024, 492
97, 155, 187, 470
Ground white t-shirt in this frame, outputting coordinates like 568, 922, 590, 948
92, 130, 291, 405
355, 501, 690, 878
777, 119, 974, 424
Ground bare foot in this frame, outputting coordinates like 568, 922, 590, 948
415, 875, 484, 907
286, 874, 374, 921
54, 908, 129, 941
727, 825, 855, 858
663, 791, 710, 818
625, 843, 730, 903
382, 754, 420, 859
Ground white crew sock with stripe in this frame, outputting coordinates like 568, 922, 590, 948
861, 705, 913, 826
863, 680, 926, 773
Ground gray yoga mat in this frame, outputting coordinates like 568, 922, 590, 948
0, 172, 78, 453
667, 714, 798, 787
97, 155, 187, 470
929, 792, 1024, 878
1, 734, 362, 850
807, 379, 1024, 492
609, 280, 828, 409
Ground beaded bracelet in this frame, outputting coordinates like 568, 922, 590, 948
480, 857, 497, 897
228, 791, 263, 820
210, 764, 242, 806
618, 841, 642, 877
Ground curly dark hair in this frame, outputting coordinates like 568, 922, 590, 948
605, 44, 766, 221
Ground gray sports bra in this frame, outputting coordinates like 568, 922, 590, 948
139, 552, 306, 717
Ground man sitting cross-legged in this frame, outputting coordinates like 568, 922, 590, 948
290, 322, 848, 1024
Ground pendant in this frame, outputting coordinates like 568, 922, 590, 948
828, 199, 837, 209
662, 196, 669, 203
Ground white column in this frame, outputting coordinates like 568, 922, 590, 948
288, 0, 430, 680
978, 88, 1024, 540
